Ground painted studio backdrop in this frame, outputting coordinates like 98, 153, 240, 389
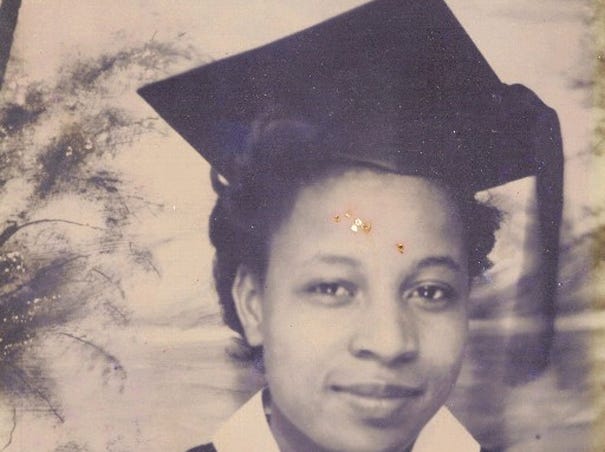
0, 1, 602, 451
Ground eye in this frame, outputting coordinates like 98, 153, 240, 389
407, 283, 456, 309
305, 281, 357, 306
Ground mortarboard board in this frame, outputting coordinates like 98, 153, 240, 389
138, 0, 563, 382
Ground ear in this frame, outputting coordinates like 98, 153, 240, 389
232, 265, 264, 347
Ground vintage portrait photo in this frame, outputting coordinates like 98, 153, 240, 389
0, 0, 602, 450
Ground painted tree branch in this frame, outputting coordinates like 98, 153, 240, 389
0, 219, 106, 248
56, 331, 125, 376
5, 363, 64, 423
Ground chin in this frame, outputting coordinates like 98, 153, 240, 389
308, 422, 419, 452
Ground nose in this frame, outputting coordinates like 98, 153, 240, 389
348, 301, 419, 367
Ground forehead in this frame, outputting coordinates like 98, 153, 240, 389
269, 169, 465, 262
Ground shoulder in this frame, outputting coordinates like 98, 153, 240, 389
185, 444, 217, 452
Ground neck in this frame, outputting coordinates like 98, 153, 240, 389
263, 389, 318, 452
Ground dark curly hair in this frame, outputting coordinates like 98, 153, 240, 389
208, 149, 502, 366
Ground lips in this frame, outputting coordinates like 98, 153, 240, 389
331, 382, 424, 399
329, 382, 425, 421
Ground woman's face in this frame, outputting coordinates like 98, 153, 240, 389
235, 169, 470, 452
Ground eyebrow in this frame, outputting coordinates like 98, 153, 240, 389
414, 256, 462, 273
313, 254, 361, 268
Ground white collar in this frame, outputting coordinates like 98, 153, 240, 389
412, 404, 480, 452
213, 390, 279, 452
213, 390, 480, 452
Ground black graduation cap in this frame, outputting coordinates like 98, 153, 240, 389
139, 0, 563, 381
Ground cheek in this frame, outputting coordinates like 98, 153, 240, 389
418, 311, 468, 370
261, 303, 347, 369
259, 299, 361, 407
260, 307, 344, 419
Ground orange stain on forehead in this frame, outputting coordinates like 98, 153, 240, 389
330, 210, 372, 234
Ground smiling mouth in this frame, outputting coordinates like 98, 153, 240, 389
331, 383, 424, 399
330, 382, 424, 421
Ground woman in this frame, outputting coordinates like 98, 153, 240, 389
139, 0, 563, 450
194, 161, 500, 452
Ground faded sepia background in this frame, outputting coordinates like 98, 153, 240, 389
0, 1, 602, 451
